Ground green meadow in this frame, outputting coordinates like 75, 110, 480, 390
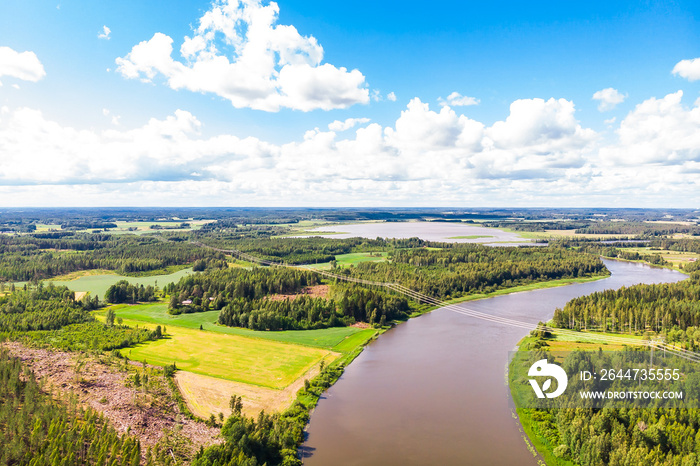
305, 252, 388, 270
47, 268, 194, 299
97, 302, 377, 351
122, 324, 331, 389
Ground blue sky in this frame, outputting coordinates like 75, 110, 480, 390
1, 0, 700, 207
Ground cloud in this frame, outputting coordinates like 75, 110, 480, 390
600, 90, 700, 165
2, 92, 699, 207
328, 117, 370, 132
672, 57, 700, 81
387, 92, 397, 102
0, 46, 46, 84
102, 108, 121, 125
116, 0, 369, 112
98, 25, 111, 40
439, 91, 479, 107
592, 87, 626, 111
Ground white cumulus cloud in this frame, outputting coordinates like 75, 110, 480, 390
2, 92, 699, 206
98, 25, 111, 40
601, 90, 700, 165
592, 87, 626, 111
116, 0, 369, 112
0, 47, 46, 85
328, 117, 370, 132
439, 91, 479, 107
672, 57, 700, 81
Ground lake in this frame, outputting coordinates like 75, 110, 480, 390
294, 222, 532, 245
301, 260, 687, 465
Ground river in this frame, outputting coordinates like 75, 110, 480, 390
301, 260, 687, 465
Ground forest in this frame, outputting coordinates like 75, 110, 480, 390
346, 245, 606, 299
551, 274, 700, 337
0, 283, 161, 351
514, 273, 700, 465
0, 207, 698, 465
0, 350, 144, 465
0, 233, 224, 281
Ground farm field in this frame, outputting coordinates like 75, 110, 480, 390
99, 302, 375, 350
96, 302, 377, 417
121, 324, 334, 389
622, 246, 700, 271
305, 252, 388, 270
47, 268, 194, 299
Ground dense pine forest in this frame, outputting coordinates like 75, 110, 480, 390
348, 245, 606, 299
552, 274, 700, 337
0, 234, 224, 281
515, 274, 700, 465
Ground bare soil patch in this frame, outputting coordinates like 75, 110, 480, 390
1, 342, 220, 453
351, 322, 372, 329
266, 284, 330, 301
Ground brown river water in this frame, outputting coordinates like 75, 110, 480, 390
301, 260, 686, 465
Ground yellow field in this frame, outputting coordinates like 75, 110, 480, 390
622, 246, 700, 271
123, 324, 333, 389
175, 353, 337, 418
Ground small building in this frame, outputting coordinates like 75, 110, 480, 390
182, 299, 193, 305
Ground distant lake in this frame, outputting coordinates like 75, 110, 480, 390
293, 222, 532, 245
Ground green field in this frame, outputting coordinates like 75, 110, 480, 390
48, 268, 194, 299
306, 252, 388, 270
122, 325, 330, 389
97, 301, 377, 389
98, 302, 376, 351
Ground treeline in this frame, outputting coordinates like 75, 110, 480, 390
483, 221, 590, 232
0, 234, 224, 281
0, 284, 92, 332
569, 242, 669, 267
104, 280, 157, 304
552, 274, 700, 339
338, 245, 606, 299
197, 234, 423, 265
217, 286, 408, 330
163, 267, 321, 313
575, 221, 700, 236
0, 350, 143, 465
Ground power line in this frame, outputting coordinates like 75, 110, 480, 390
193, 242, 700, 363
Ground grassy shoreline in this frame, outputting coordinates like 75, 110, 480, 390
406, 272, 611, 319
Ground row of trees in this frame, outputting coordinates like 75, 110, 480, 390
574, 221, 700, 236
216, 286, 408, 330
104, 280, 157, 304
193, 362, 348, 466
